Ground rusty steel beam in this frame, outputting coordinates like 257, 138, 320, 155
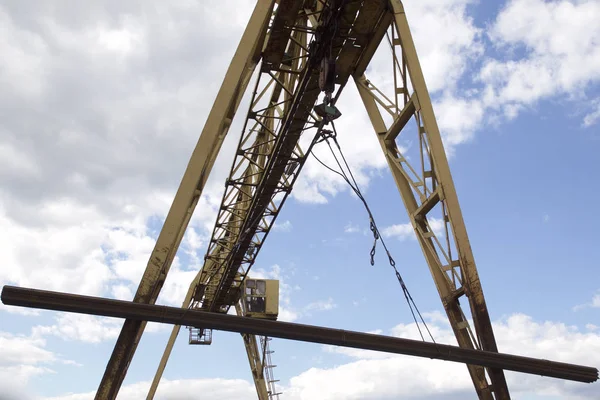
2, 285, 598, 384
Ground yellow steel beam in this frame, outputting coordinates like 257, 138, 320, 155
384, 93, 416, 142
96, 2, 276, 399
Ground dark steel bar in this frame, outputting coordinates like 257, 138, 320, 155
2, 285, 598, 383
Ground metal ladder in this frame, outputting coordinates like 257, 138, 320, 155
260, 336, 282, 399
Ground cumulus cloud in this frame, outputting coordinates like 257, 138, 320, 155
404, 0, 484, 94
480, 0, 600, 124
273, 220, 293, 233
7, 0, 585, 320
0, 0, 250, 313
584, 99, 600, 127
573, 290, 600, 311
304, 298, 337, 313
283, 314, 600, 400
382, 217, 444, 241
42, 378, 256, 400
0, 332, 56, 367
29, 313, 168, 345
28, 313, 600, 400
343, 223, 360, 234
0, 331, 78, 398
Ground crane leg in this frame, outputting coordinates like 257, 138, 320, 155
351, 1, 510, 398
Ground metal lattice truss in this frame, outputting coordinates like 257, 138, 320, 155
196, 18, 313, 314
95, 1, 512, 400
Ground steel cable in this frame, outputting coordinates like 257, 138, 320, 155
311, 122, 436, 343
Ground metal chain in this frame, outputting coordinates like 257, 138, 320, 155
312, 121, 436, 344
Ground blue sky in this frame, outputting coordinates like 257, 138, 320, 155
0, 0, 599, 399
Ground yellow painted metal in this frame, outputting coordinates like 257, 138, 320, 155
98, 1, 276, 399
242, 279, 280, 320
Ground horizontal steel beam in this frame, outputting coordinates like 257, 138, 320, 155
384, 94, 416, 143
2, 285, 598, 384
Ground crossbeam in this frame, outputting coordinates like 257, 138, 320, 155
2, 285, 598, 384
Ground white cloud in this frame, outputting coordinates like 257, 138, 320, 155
343, 223, 360, 234
304, 298, 337, 313
0, 331, 78, 398
382, 218, 444, 241
480, 0, 600, 125
0, 0, 486, 321
404, 0, 483, 94
0, 0, 513, 323
352, 297, 367, 307
273, 220, 293, 233
382, 0, 600, 153
31, 314, 122, 344
42, 378, 256, 400
382, 222, 414, 241
111, 284, 133, 301
574, 290, 600, 311
284, 314, 600, 400
433, 93, 485, 153
29, 313, 169, 345
0, 0, 249, 309
584, 99, 600, 127
0, 333, 56, 366
35, 313, 600, 400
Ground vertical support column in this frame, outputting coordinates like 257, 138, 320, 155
96, 2, 276, 399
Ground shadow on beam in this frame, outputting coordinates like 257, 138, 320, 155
1, 285, 598, 384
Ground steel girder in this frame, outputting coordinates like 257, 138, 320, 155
3, 286, 598, 384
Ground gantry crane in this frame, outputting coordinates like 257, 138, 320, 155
81, 1, 519, 399
2, 0, 597, 397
